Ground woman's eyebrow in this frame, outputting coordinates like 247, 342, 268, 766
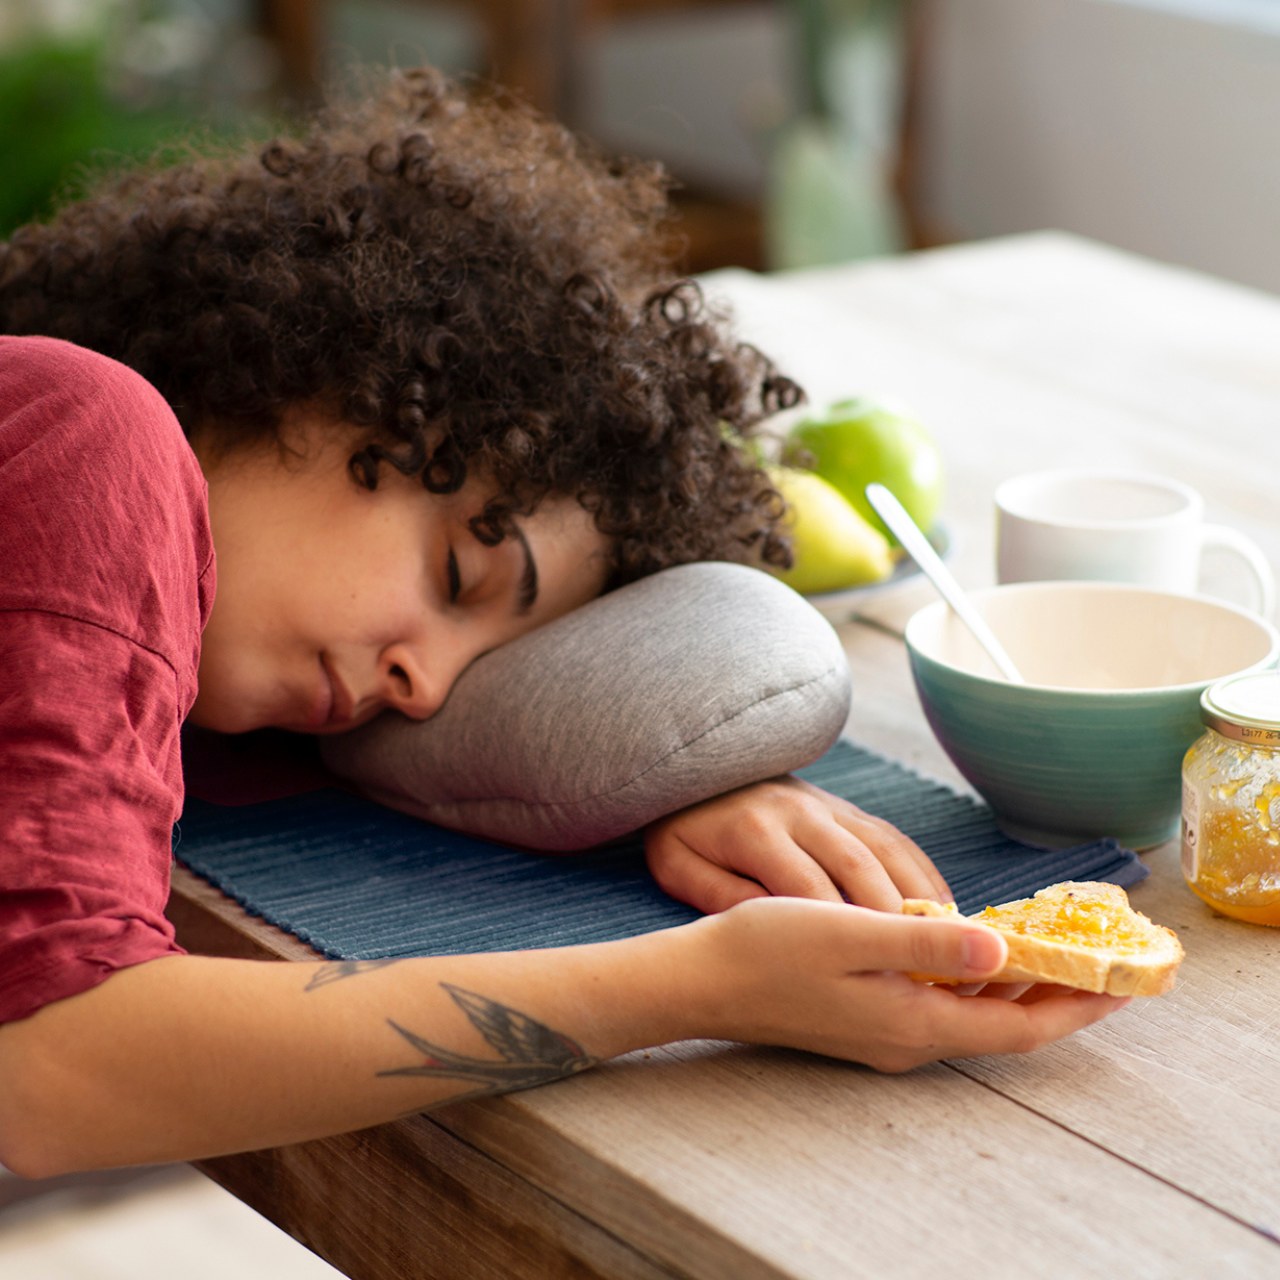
512, 525, 539, 615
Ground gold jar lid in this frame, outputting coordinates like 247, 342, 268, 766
1201, 670, 1280, 747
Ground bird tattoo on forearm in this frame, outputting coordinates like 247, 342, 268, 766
379, 982, 597, 1098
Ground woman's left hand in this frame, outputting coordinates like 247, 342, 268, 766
643, 776, 953, 915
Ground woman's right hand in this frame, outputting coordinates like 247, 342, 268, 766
682, 897, 1129, 1074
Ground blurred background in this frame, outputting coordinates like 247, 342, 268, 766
3, 0, 1278, 285
2, 0, 1276, 1274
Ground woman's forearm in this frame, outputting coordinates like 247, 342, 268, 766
0, 898, 1130, 1178
0, 924, 715, 1177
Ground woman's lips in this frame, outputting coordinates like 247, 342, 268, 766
300, 665, 334, 732
318, 653, 356, 730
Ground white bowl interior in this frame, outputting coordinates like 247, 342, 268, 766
908, 582, 1279, 690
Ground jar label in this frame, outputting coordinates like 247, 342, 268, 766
1181, 778, 1201, 882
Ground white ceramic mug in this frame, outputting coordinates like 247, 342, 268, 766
995, 469, 1276, 618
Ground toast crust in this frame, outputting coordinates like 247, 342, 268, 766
903, 881, 1183, 996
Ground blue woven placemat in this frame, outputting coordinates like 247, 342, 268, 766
173, 739, 1147, 960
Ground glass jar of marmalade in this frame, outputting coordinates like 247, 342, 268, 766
1181, 670, 1280, 926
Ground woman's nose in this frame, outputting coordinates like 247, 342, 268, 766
375, 641, 463, 721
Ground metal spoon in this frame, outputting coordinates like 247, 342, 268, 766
865, 483, 1026, 684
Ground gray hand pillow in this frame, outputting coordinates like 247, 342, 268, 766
319, 561, 851, 849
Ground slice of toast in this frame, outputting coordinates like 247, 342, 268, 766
902, 881, 1183, 996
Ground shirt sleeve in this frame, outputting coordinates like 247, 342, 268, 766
0, 611, 188, 1024
0, 336, 213, 1026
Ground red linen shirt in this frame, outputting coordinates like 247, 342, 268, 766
0, 336, 215, 1024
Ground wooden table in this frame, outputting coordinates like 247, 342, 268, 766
167, 233, 1280, 1279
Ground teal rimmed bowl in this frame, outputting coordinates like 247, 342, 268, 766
904, 582, 1280, 849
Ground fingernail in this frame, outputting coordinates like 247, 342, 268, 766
963, 929, 1004, 975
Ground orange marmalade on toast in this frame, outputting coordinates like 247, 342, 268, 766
974, 892, 1149, 952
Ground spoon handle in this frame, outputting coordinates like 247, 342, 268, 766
865, 483, 1026, 684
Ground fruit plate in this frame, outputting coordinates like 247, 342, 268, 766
803, 523, 952, 622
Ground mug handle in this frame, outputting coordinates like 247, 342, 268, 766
1199, 524, 1277, 619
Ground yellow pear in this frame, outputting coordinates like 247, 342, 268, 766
770, 466, 894, 595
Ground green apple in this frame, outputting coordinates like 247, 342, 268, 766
769, 466, 894, 594
783, 397, 943, 543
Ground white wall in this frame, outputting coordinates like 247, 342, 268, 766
918, 0, 1280, 294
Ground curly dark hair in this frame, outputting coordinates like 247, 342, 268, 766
0, 65, 799, 583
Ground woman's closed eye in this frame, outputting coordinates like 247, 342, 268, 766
445, 547, 462, 604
